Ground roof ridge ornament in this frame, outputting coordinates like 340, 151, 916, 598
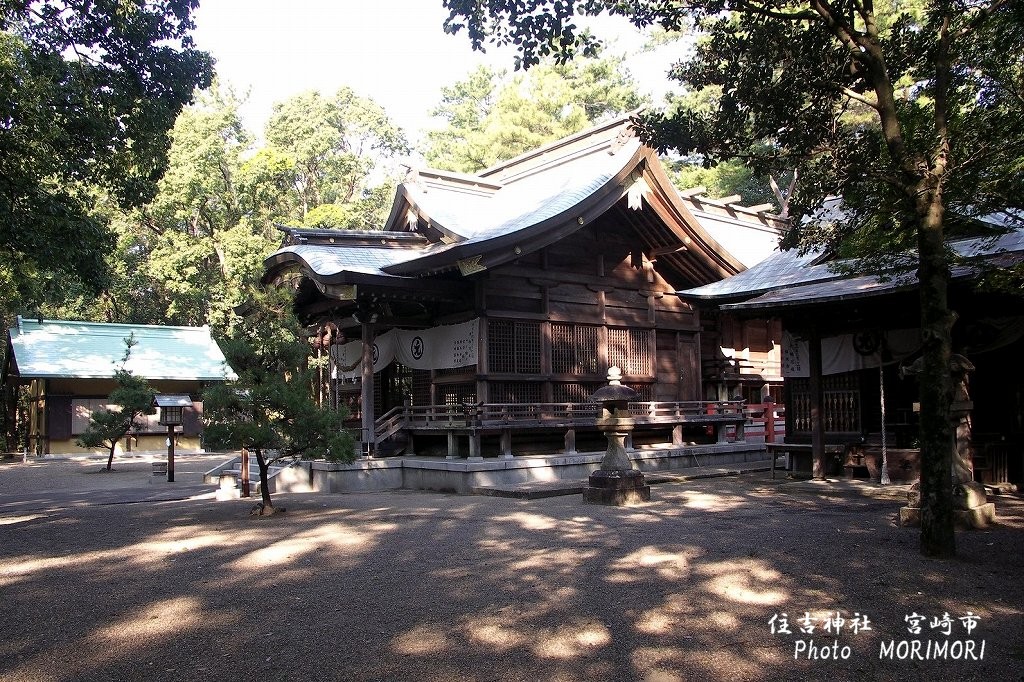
610, 125, 636, 154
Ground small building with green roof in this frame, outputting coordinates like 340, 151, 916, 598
4, 317, 236, 456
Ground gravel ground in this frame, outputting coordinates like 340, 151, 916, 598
1, 457, 1022, 682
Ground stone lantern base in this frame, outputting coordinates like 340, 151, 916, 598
899, 481, 996, 529
583, 469, 651, 506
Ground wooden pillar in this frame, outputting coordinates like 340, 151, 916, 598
166, 424, 175, 483
809, 327, 826, 479
361, 322, 375, 458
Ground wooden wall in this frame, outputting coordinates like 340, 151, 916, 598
473, 214, 703, 404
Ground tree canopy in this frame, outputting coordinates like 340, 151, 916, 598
0, 1, 213, 322
441, 0, 1024, 558
262, 88, 410, 228
424, 56, 647, 172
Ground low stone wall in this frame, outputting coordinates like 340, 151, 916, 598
285, 442, 767, 495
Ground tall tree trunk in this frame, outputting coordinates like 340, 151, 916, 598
106, 441, 116, 471
916, 185, 956, 558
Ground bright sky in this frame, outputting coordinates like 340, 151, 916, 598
191, 0, 677, 148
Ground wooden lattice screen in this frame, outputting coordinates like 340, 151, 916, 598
488, 320, 541, 374
552, 382, 602, 403
412, 369, 431, 405
440, 383, 477, 406
626, 383, 654, 401
551, 323, 599, 375
491, 382, 544, 404
789, 374, 861, 433
608, 328, 652, 377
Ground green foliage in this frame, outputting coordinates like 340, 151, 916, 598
75, 336, 157, 470
203, 288, 355, 469
263, 88, 410, 228
43, 84, 278, 330
424, 56, 647, 172
667, 158, 777, 209
0, 1, 213, 322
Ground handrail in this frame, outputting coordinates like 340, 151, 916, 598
374, 405, 411, 442
373, 399, 760, 441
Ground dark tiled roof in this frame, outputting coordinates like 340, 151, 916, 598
679, 247, 830, 300
690, 226, 1024, 309
274, 243, 423, 277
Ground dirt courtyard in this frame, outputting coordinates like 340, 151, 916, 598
1, 457, 1022, 681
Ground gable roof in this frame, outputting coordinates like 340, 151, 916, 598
6, 318, 237, 381
264, 115, 787, 296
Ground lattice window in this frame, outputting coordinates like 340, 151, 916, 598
490, 382, 543, 404
412, 369, 431, 406
440, 383, 477, 406
608, 328, 652, 376
551, 323, 599, 375
552, 382, 602, 403
488, 320, 541, 374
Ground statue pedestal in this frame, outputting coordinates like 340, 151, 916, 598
583, 469, 650, 506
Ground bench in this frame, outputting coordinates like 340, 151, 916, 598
766, 442, 846, 479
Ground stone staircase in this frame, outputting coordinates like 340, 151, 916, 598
204, 456, 308, 498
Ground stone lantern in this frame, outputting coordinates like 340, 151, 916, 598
583, 367, 651, 505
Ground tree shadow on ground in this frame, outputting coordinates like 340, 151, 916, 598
0, 474, 1021, 681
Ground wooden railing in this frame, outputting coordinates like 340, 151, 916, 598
374, 400, 761, 442
743, 403, 786, 443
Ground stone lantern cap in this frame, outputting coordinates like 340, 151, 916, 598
590, 366, 639, 404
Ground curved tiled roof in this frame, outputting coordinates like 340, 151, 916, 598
263, 115, 784, 290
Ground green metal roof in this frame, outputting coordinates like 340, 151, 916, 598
7, 318, 237, 381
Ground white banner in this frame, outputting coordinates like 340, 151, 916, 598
331, 330, 396, 381
331, 319, 479, 380
395, 319, 478, 370
782, 329, 919, 377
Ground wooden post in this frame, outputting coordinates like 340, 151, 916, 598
765, 402, 777, 444
166, 424, 175, 483
240, 446, 250, 498
809, 328, 826, 479
361, 322, 375, 458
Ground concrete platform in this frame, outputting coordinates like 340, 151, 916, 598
277, 442, 769, 495
470, 460, 772, 499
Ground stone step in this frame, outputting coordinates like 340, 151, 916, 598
470, 460, 772, 499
